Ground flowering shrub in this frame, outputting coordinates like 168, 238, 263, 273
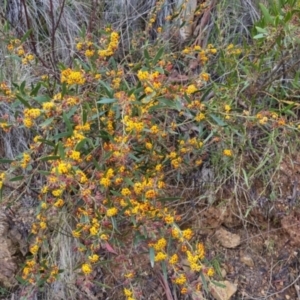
0, 0, 300, 299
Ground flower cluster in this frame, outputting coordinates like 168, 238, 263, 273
61, 68, 86, 85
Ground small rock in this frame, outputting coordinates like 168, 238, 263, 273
209, 280, 237, 300
215, 227, 241, 248
240, 254, 254, 267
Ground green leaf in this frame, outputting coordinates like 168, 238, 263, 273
15, 275, 27, 285
30, 82, 42, 96
144, 48, 151, 60
57, 141, 65, 159
82, 108, 87, 124
63, 112, 73, 134
124, 177, 134, 186
93, 281, 112, 289
149, 247, 155, 268
35, 138, 55, 147
158, 97, 176, 108
161, 261, 168, 280
97, 98, 117, 104
255, 26, 268, 34
9, 175, 24, 182
16, 94, 31, 108
210, 114, 227, 126
39, 155, 60, 162
38, 170, 51, 176
141, 93, 156, 104
20, 29, 32, 43
153, 47, 164, 65
61, 82, 68, 97
40, 117, 54, 128
33, 95, 51, 103
200, 272, 208, 292
211, 280, 227, 288
98, 80, 113, 98
259, 3, 273, 25
253, 33, 265, 39
75, 138, 88, 151
52, 131, 72, 140
111, 217, 120, 233
0, 158, 14, 164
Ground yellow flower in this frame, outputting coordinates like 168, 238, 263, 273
223, 149, 233, 157
174, 274, 186, 285
121, 188, 131, 196
21, 153, 31, 168
154, 238, 167, 251
106, 207, 118, 217
42, 101, 55, 110
154, 251, 167, 262
186, 84, 198, 95
137, 70, 149, 81
82, 263, 92, 275
17, 47, 25, 56
89, 226, 98, 236
88, 254, 99, 263
23, 117, 33, 128
22, 267, 30, 277
207, 267, 214, 277
169, 254, 178, 265
181, 287, 188, 294
145, 189, 156, 199
54, 198, 64, 208
100, 234, 109, 240
24, 108, 41, 119
85, 49, 95, 57
182, 228, 193, 240
224, 104, 231, 112
26, 54, 34, 61
124, 272, 135, 279
26, 260, 35, 267
123, 288, 132, 297
61, 68, 86, 85
200, 72, 210, 81
52, 188, 63, 197
30, 244, 39, 255
150, 125, 159, 134
164, 215, 174, 224
76, 42, 83, 50
56, 162, 72, 174
259, 116, 268, 125
100, 177, 111, 188
196, 243, 205, 259
69, 150, 81, 161
171, 227, 181, 239
40, 221, 47, 229
72, 230, 81, 238
195, 113, 205, 122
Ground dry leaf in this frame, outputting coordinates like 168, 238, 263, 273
209, 280, 237, 300
215, 227, 241, 248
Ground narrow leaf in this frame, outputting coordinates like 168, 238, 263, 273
149, 247, 155, 268
97, 98, 117, 104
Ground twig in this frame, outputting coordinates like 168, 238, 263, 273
158, 271, 174, 300
294, 284, 300, 300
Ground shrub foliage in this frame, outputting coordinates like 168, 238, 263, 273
0, 0, 300, 299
